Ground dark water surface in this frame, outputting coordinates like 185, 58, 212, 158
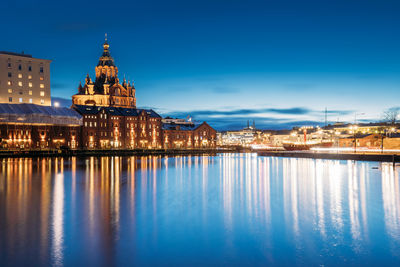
0, 153, 399, 266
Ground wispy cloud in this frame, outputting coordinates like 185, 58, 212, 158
161, 107, 355, 130
163, 107, 312, 118
212, 86, 240, 94
51, 83, 69, 89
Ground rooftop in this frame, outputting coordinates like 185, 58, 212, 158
0, 104, 82, 126
73, 105, 161, 118
0, 51, 32, 58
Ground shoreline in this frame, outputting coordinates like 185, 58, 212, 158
0, 148, 236, 158
257, 151, 400, 163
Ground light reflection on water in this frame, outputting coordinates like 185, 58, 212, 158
0, 154, 400, 266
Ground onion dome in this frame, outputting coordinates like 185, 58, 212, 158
97, 33, 115, 67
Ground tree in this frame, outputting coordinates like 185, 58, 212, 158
383, 107, 399, 125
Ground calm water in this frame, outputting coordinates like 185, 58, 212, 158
0, 153, 400, 266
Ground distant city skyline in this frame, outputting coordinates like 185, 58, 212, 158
3, 0, 400, 130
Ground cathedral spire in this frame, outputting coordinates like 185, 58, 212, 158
103, 33, 109, 52
97, 34, 115, 67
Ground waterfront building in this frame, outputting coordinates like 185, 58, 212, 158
73, 105, 162, 149
162, 120, 216, 149
0, 51, 51, 106
0, 103, 81, 149
72, 36, 136, 108
218, 121, 261, 147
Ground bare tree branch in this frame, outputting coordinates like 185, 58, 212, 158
383, 107, 399, 125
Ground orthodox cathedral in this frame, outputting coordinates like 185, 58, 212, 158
72, 35, 136, 108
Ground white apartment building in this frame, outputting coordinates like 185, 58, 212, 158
0, 51, 51, 106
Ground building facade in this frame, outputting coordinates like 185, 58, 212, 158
74, 105, 162, 149
163, 121, 217, 149
0, 51, 51, 106
0, 104, 81, 149
72, 37, 136, 108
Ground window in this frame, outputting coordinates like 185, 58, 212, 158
7, 62, 11, 68
40, 99, 44, 104
29, 98, 32, 103
28, 66, 32, 71
7, 81, 12, 86
9, 97, 12, 102
29, 82, 33, 87
40, 84, 44, 89
8, 89, 12, 93
40, 91, 45, 96
18, 73, 22, 78
28, 75, 32, 80
19, 98, 23, 103
18, 64, 22, 71
40, 66, 44, 73
40, 76, 44, 81
8, 72, 12, 78
29, 90, 32, 95
18, 82, 22, 87
85, 122, 87, 127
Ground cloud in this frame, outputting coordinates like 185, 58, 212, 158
212, 86, 240, 94
163, 107, 311, 118
160, 106, 355, 130
193, 116, 326, 131
51, 82, 69, 89
284, 83, 317, 91
323, 109, 354, 115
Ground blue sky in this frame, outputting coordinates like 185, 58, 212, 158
2, 0, 400, 130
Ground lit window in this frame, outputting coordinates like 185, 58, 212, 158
40, 84, 44, 88
28, 75, 32, 79
29, 82, 33, 87
29, 98, 33, 103
40, 99, 44, 104
18, 82, 22, 87
18, 73, 22, 78
40, 91, 45, 96
9, 97, 12, 102
40, 76, 44, 81
29, 90, 32, 95
8, 89, 12, 93
19, 98, 23, 103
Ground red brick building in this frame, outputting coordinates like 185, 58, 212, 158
73, 105, 162, 149
162, 121, 217, 149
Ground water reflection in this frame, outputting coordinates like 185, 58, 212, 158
0, 154, 399, 266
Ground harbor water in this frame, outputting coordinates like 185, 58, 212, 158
0, 153, 399, 266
